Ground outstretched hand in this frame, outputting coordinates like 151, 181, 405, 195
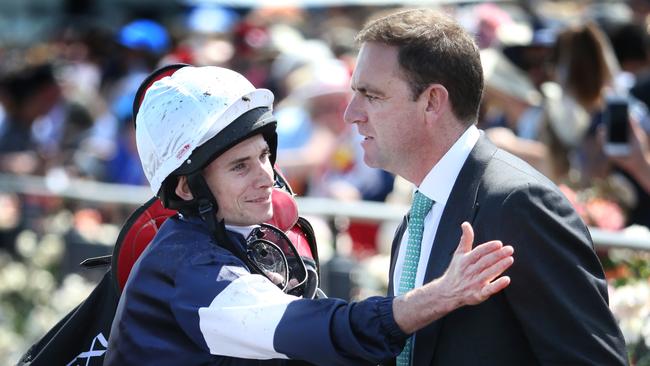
392, 222, 513, 334
437, 222, 513, 311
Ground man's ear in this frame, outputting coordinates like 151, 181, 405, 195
423, 84, 449, 123
175, 176, 194, 201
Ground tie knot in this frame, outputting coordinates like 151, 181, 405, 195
412, 191, 434, 218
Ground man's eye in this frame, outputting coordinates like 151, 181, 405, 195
366, 94, 378, 101
232, 163, 246, 171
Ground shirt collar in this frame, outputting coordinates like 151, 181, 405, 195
225, 224, 259, 239
416, 125, 479, 205
180, 214, 259, 239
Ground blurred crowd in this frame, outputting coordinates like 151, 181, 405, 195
477, 1, 650, 232
3, 1, 650, 256
4, 0, 650, 362
0, 4, 401, 262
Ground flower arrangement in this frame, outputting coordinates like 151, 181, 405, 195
603, 248, 650, 365
0, 208, 111, 365
559, 182, 626, 231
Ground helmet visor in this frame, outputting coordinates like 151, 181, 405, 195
246, 223, 308, 295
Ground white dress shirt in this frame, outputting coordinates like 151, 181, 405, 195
393, 125, 480, 293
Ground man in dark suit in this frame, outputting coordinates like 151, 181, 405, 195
344, 8, 628, 365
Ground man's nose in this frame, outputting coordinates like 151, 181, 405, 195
344, 94, 365, 125
256, 161, 274, 188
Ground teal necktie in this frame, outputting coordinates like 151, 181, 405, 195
396, 190, 434, 366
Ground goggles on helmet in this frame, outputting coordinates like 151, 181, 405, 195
245, 223, 309, 296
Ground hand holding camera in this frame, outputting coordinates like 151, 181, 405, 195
603, 97, 631, 156
604, 99, 650, 194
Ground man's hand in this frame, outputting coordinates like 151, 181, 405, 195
436, 222, 513, 309
393, 222, 513, 334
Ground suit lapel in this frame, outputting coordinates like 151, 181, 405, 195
412, 134, 497, 365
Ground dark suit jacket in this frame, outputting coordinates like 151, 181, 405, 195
386, 135, 628, 366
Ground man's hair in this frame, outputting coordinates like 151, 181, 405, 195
552, 22, 612, 110
356, 8, 484, 125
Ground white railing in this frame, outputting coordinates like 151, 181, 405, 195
1, 173, 649, 250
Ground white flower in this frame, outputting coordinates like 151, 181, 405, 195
50, 274, 95, 314
32, 234, 64, 268
0, 325, 25, 366
42, 210, 73, 235
14, 230, 38, 261
0, 262, 28, 293
609, 281, 650, 345
25, 269, 56, 304
608, 248, 636, 263
22, 304, 60, 344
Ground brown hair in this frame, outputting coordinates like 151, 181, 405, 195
356, 8, 484, 125
553, 22, 613, 111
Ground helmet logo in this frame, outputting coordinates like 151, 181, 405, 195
176, 144, 192, 160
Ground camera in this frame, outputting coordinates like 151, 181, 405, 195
603, 97, 630, 156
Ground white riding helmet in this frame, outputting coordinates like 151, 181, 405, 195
135, 65, 276, 196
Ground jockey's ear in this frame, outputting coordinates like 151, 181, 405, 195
174, 176, 193, 201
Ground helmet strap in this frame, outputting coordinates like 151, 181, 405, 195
186, 173, 259, 274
